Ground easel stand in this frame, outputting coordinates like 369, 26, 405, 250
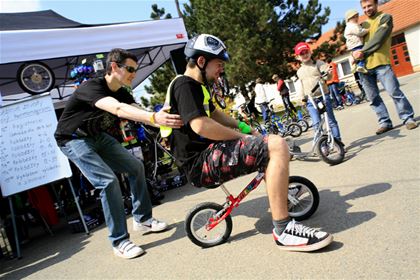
7, 178, 89, 259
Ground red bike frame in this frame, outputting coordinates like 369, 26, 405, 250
205, 172, 265, 231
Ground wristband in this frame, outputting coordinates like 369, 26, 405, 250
150, 112, 156, 125
238, 121, 252, 134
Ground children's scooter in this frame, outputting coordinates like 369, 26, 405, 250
287, 74, 345, 165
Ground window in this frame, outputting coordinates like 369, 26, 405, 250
286, 81, 296, 93
338, 59, 352, 78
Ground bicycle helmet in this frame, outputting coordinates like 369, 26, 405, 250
184, 34, 229, 62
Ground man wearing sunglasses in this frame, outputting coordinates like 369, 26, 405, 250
55, 48, 183, 259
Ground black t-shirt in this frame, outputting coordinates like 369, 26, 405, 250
169, 76, 216, 173
54, 77, 134, 146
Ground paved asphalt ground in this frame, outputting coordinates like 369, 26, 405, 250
1, 73, 419, 280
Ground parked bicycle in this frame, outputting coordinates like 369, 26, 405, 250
210, 72, 230, 109
280, 108, 310, 132
254, 100, 302, 137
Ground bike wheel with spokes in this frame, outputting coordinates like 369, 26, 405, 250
303, 115, 313, 128
288, 176, 319, 221
297, 119, 309, 132
214, 93, 226, 109
185, 202, 233, 248
17, 61, 55, 95
316, 135, 345, 165
286, 122, 302, 137
219, 74, 230, 97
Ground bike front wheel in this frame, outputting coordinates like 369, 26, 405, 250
286, 122, 302, 137
288, 176, 319, 221
316, 135, 345, 165
185, 202, 233, 248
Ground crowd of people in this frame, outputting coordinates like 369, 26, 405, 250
53, 0, 417, 260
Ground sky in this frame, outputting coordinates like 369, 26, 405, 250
0, 0, 365, 97
0, 0, 366, 32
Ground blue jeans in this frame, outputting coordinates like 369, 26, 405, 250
351, 45, 366, 68
328, 83, 342, 107
359, 64, 415, 127
60, 132, 152, 247
306, 95, 341, 140
259, 103, 269, 123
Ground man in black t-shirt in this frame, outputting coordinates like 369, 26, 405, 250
55, 48, 183, 259
167, 34, 333, 252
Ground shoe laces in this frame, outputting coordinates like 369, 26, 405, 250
285, 220, 317, 238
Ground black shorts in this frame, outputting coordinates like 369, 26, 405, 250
189, 136, 269, 188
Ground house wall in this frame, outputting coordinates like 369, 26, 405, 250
404, 24, 420, 72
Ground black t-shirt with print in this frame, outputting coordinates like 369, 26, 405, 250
54, 77, 134, 146
169, 76, 215, 173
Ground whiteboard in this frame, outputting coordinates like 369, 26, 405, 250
0, 93, 72, 196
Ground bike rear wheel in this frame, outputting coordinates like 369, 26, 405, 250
316, 135, 345, 165
286, 123, 302, 137
297, 119, 309, 132
288, 176, 319, 221
185, 202, 232, 248
214, 93, 226, 109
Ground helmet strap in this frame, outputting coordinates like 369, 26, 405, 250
195, 59, 211, 91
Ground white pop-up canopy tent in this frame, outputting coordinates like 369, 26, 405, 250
0, 10, 188, 108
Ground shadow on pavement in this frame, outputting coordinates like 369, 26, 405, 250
219, 182, 392, 245
0, 226, 91, 279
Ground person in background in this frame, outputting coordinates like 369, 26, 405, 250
254, 77, 269, 122
294, 42, 343, 144
54, 48, 183, 259
272, 74, 297, 114
344, 9, 369, 74
325, 58, 344, 110
353, 0, 417, 134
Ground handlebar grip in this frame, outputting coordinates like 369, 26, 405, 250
311, 83, 320, 94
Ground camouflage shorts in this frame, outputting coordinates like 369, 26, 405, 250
189, 136, 269, 188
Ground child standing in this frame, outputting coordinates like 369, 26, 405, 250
294, 42, 343, 142
344, 9, 369, 73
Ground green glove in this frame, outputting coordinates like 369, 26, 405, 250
238, 121, 252, 134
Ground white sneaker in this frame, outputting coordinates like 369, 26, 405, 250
113, 239, 145, 259
273, 219, 333, 252
356, 66, 368, 74
133, 217, 168, 233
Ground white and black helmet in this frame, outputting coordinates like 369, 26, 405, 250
184, 34, 229, 62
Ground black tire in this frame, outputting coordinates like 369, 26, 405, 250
219, 75, 230, 97
288, 176, 319, 221
316, 135, 345, 165
286, 123, 302, 137
17, 61, 55, 95
214, 93, 226, 109
303, 115, 313, 128
344, 97, 353, 107
297, 119, 309, 132
185, 202, 233, 248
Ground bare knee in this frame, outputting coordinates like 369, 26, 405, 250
267, 135, 289, 161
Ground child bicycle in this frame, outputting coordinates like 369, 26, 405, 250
255, 100, 302, 137
185, 172, 319, 248
280, 107, 310, 132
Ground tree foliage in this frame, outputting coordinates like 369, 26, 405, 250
183, 0, 329, 94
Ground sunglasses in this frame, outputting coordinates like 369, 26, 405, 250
117, 63, 138, 73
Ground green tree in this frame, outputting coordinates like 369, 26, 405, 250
312, 20, 347, 60
182, 0, 330, 95
150, 4, 172, 19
